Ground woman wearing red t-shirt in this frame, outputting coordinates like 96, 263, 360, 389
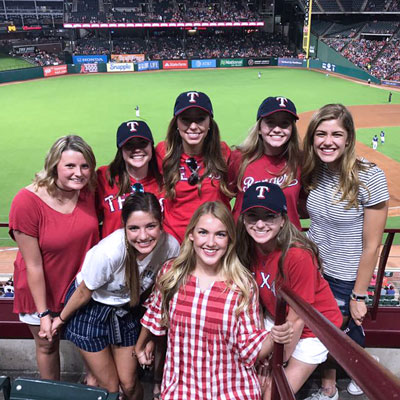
97, 120, 163, 238
8, 135, 99, 380
236, 182, 342, 399
156, 91, 233, 243
230, 96, 302, 229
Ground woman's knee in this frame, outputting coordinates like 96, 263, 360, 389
35, 337, 59, 355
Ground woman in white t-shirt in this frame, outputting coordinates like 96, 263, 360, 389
51, 193, 180, 400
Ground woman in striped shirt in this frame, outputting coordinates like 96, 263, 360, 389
302, 104, 389, 400
134, 201, 293, 400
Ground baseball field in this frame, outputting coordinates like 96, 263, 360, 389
1, 67, 399, 249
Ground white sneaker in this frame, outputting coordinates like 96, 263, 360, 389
347, 355, 380, 396
303, 388, 339, 400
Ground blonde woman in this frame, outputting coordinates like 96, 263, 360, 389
8, 135, 99, 380
51, 193, 180, 400
302, 104, 389, 399
230, 96, 302, 229
134, 201, 293, 400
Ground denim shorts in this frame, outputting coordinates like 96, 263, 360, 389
323, 274, 355, 317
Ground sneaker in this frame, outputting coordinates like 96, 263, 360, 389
347, 355, 379, 396
303, 388, 339, 400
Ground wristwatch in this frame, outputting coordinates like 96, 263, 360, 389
38, 309, 51, 318
350, 292, 369, 302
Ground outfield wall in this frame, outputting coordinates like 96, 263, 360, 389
0, 56, 380, 85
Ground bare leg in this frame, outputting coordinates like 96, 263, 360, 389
78, 347, 120, 394
29, 325, 60, 380
153, 336, 167, 397
112, 345, 143, 400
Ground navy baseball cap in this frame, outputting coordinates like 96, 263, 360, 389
174, 91, 214, 117
257, 96, 299, 121
117, 120, 154, 148
241, 182, 287, 215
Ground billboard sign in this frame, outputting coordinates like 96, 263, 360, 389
163, 60, 188, 69
107, 63, 134, 72
73, 55, 108, 64
43, 65, 68, 77
191, 59, 217, 69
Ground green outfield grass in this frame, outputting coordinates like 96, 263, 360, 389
1, 68, 399, 246
0, 54, 34, 71
356, 126, 400, 163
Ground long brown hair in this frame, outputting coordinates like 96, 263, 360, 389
121, 192, 162, 307
302, 104, 372, 209
162, 116, 232, 199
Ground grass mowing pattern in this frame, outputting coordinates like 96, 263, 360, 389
1, 68, 399, 245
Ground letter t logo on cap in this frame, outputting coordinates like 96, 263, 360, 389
187, 92, 199, 103
127, 121, 139, 132
256, 186, 270, 199
276, 97, 288, 107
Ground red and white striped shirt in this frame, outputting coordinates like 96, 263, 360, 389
142, 266, 269, 400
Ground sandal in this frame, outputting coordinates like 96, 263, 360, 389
152, 392, 161, 400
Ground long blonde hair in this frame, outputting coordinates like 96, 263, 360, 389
162, 116, 232, 199
34, 135, 97, 195
302, 104, 371, 209
158, 201, 255, 326
121, 192, 162, 307
235, 117, 300, 192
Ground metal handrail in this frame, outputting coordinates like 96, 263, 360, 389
271, 285, 400, 400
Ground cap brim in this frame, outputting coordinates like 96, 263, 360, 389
259, 109, 299, 120
175, 105, 212, 116
241, 205, 280, 215
118, 135, 153, 148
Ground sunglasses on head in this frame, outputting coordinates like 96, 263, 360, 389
186, 157, 200, 186
131, 182, 144, 194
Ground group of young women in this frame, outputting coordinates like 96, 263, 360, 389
9, 90, 389, 400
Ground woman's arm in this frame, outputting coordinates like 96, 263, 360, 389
13, 231, 53, 341
257, 321, 293, 361
283, 308, 305, 361
51, 281, 93, 333
350, 201, 388, 325
134, 326, 156, 366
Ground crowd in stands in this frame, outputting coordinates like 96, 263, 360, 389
68, 0, 260, 23
73, 32, 294, 60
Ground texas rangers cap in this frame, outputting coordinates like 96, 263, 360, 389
117, 120, 154, 148
241, 182, 287, 215
174, 91, 214, 117
256, 96, 299, 121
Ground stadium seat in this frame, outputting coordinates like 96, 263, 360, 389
0, 376, 11, 400
10, 378, 119, 400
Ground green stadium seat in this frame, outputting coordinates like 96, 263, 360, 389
0, 376, 11, 400
10, 378, 119, 400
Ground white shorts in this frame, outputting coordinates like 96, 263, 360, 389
19, 312, 40, 325
264, 316, 328, 365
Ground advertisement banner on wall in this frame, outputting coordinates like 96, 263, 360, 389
107, 63, 134, 72
163, 60, 188, 69
73, 55, 108, 64
381, 80, 400, 87
191, 59, 217, 69
277, 58, 305, 67
111, 54, 145, 63
321, 62, 336, 72
137, 60, 160, 71
246, 58, 272, 67
219, 58, 244, 67
80, 63, 98, 73
43, 65, 68, 77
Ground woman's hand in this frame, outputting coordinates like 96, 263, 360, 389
256, 358, 271, 393
51, 316, 64, 336
350, 300, 367, 326
135, 340, 155, 367
38, 315, 54, 342
270, 321, 293, 344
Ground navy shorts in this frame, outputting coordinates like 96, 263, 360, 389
64, 281, 140, 352
323, 274, 355, 317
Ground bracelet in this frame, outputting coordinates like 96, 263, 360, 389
58, 313, 66, 323
38, 309, 51, 318
350, 291, 369, 302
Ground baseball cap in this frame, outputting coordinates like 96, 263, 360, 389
117, 120, 154, 148
256, 96, 299, 121
241, 182, 287, 215
174, 91, 214, 117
